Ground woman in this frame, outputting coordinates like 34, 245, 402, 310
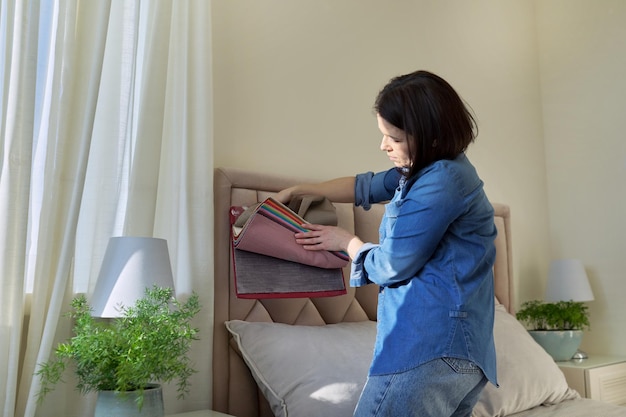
276, 70, 497, 417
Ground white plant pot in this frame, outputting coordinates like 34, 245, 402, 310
528, 330, 583, 362
94, 383, 164, 417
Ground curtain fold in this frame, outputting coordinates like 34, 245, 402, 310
0, 1, 214, 416
0, 1, 38, 414
157, 2, 214, 410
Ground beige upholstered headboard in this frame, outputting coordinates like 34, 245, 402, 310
212, 167, 514, 417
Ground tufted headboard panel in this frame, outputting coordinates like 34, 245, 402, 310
212, 167, 514, 417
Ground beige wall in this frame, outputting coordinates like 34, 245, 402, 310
212, 1, 626, 355
536, 1, 626, 355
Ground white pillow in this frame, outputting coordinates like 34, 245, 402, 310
225, 320, 375, 417
472, 304, 580, 417
226, 305, 579, 417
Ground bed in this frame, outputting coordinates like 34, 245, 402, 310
212, 167, 626, 417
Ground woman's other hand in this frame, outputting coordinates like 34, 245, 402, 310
295, 224, 364, 259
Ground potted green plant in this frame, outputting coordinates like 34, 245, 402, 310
516, 299, 590, 361
36, 286, 201, 416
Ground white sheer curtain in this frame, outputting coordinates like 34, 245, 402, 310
0, 1, 213, 416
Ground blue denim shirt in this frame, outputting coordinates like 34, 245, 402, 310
352, 154, 497, 385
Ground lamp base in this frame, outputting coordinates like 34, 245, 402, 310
571, 349, 588, 360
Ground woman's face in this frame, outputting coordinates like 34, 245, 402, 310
377, 114, 411, 168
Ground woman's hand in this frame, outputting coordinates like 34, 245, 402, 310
295, 224, 364, 259
274, 187, 296, 204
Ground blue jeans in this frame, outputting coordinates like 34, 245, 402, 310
353, 358, 488, 417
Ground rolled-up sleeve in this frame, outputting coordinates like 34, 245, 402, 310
349, 242, 379, 287
354, 169, 401, 210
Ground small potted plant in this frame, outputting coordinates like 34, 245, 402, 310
36, 286, 201, 416
516, 299, 590, 361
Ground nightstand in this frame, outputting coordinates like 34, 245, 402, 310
166, 411, 235, 417
558, 355, 626, 406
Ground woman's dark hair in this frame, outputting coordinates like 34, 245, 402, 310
374, 70, 477, 177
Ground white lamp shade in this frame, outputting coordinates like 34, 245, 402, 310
545, 259, 594, 302
90, 237, 175, 318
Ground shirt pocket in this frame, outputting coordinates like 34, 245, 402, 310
382, 201, 401, 238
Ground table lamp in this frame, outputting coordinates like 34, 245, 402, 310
90, 237, 175, 318
544, 258, 594, 359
